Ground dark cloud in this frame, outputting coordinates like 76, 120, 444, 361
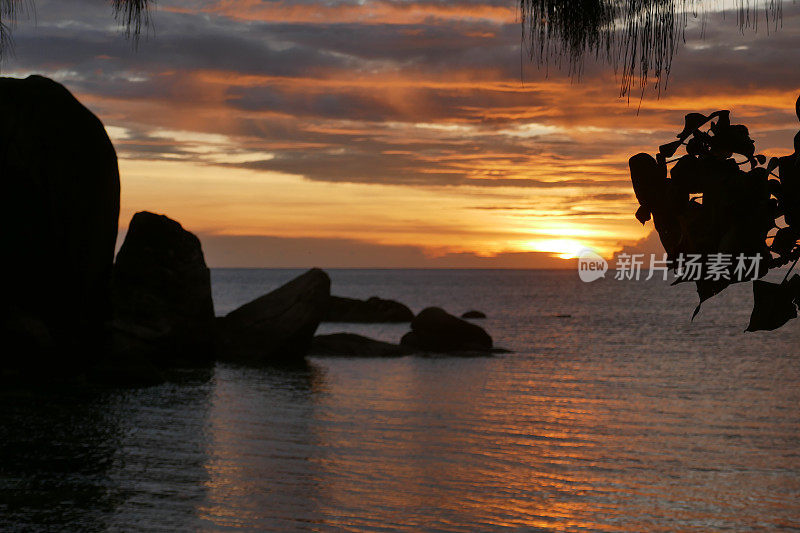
4, 0, 798, 201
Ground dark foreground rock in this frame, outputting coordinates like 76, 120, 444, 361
217, 268, 331, 364
401, 307, 493, 354
325, 296, 413, 322
111, 212, 216, 369
461, 310, 486, 319
310, 333, 413, 357
0, 75, 120, 378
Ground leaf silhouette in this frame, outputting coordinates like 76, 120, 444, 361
768, 157, 780, 173
671, 155, 737, 202
768, 179, 783, 201
630, 95, 800, 330
629, 153, 682, 257
778, 155, 800, 227
659, 140, 683, 158
789, 274, 800, 307
771, 226, 799, 257
685, 136, 707, 157
678, 113, 710, 140
796, 95, 800, 122
711, 124, 756, 160
715, 110, 731, 129
746, 280, 798, 332
629, 153, 667, 210
692, 278, 731, 320
635, 205, 651, 224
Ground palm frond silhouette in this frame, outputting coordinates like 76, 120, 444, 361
0, 0, 150, 60
520, 0, 782, 98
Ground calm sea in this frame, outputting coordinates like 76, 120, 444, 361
2, 269, 799, 531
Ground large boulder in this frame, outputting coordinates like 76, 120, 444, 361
401, 307, 493, 353
310, 333, 413, 357
325, 295, 413, 322
217, 268, 330, 364
0, 75, 120, 376
111, 212, 215, 368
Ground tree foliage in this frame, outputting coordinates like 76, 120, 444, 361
629, 95, 800, 331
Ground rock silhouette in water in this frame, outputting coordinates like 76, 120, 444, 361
461, 310, 486, 319
325, 296, 413, 322
217, 268, 331, 364
111, 212, 215, 369
310, 333, 413, 357
401, 307, 493, 353
0, 75, 120, 378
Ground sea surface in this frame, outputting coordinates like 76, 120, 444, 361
2, 269, 800, 532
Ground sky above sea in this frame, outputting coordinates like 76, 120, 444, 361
3, 0, 799, 266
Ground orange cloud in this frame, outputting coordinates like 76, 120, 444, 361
197, 0, 517, 25
8, 0, 798, 266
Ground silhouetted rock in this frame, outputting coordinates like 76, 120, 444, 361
461, 310, 486, 319
217, 268, 331, 364
88, 353, 165, 388
310, 333, 413, 357
0, 75, 120, 377
325, 295, 413, 323
401, 307, 493, 354
0, 310, 58, 381
111, 212, 216, 368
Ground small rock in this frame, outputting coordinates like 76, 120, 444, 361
325, 296, 413, 322
401, 307, 493, 353
461, 310, 486, 319
310, 333, 413, 357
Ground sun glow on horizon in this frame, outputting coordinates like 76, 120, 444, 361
523, 238, 590, 259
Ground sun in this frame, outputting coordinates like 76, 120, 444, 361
524, 238, 589, 260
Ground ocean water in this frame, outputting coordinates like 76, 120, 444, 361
2, 269, 800, 531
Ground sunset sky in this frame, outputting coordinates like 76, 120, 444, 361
4, 0, 800, 267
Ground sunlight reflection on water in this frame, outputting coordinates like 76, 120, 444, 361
2, 270, 799, 531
